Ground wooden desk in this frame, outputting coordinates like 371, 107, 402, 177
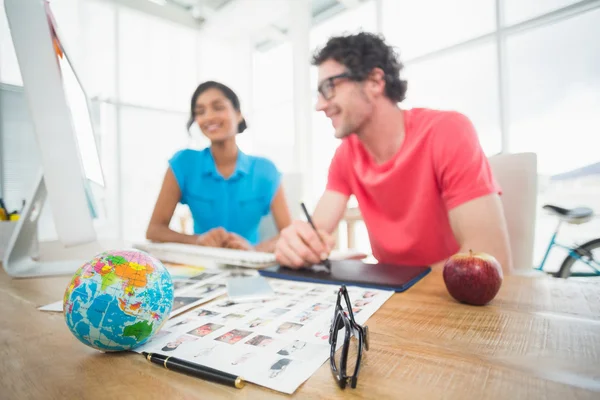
1, 268, 599, 399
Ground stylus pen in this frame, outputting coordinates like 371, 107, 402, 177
142, 352, 245, 389
300, 202, 332, 270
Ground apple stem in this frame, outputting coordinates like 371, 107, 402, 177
469, 249, 473, 256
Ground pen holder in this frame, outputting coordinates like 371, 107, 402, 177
0, 221, 17, 260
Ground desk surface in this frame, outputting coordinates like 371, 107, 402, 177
1, 267, 600, 399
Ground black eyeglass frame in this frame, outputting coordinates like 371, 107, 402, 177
317, 72, 359, 100
328, 285, 370, 389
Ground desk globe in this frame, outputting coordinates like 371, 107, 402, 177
63, 249, 174, 352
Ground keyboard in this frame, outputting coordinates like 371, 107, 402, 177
133, 241, 369, 269
132, 242, 277, 269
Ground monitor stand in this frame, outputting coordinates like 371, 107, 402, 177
2, 172, 104, 278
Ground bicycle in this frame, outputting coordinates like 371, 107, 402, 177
535, 205, 600, 278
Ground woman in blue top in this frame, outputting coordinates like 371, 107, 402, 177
146, 81, 291, 252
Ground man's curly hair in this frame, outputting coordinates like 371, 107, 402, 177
312, 32, 408, 103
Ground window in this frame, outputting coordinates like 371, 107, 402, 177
251, 43, 295, 173
0, 85, 37, 210
197, 36, 252, 108
118, 8, 197, 112
46, 0, 81, 53
92, 101, 119, 239
80, 0, 117, 99
0, 0, 22, 85
309, 1, 377, 201
404, 41, 501, 155
249, 101, 295, 172
382, 0, 495, 61
119, 107, 189, 240
115, 7, 204, 241
502, 0, 583, 26
310, 1, 376, 53
506, 8, 600, 266
506, 8, 600, 175
309, 0, 377, 96
253, 42, 293, 107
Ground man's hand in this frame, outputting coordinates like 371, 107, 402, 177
275, 220, 336, 269
196, 228, 229, 248
225, 233, 254, 251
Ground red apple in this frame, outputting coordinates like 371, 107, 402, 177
443, 250, 503, 306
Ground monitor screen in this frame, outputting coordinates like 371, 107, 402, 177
46, 3, 104, 187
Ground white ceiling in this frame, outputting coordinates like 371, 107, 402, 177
114, 0, 364, 48
196, 0, 294, 40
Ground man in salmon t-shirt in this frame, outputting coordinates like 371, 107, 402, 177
274, 32, 512, 274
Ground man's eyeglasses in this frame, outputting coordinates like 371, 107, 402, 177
329, 285, 369, 389
317, 72, 357, 100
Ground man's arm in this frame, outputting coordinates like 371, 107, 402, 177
275, 138, 351, 268
312, 190, 349, 233
429, 112, 511, 274
446, 193, 513, 274
274, 190, 349, 268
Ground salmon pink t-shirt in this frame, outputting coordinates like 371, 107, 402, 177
326, 108, 501, 267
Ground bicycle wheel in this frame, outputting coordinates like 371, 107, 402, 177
555, 238, 600, 278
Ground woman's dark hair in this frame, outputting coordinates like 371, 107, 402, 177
187, 81, 248, 133
312, 32, 408, 103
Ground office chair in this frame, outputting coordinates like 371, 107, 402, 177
488, 152, 538, 271
258, 172, 303, 242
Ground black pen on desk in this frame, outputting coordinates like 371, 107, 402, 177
300, 202, 332, 270
142, 352, 245, 389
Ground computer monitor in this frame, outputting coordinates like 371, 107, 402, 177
3, 0, 105, 277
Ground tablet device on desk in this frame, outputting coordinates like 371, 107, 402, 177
258, 260, 431, 292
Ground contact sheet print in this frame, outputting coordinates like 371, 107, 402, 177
169, 269, 259, 317
137, 276, 393, 394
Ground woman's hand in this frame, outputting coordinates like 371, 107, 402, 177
196, 228, 229, 247
225, 232, 254, 251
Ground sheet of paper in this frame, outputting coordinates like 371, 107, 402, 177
135, 280, 394, 394
328, 249, 368, 260
38, 300, 63, 312
169, 271, 230, 317
38, 267, 236, 317
165, 263, 210, 280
